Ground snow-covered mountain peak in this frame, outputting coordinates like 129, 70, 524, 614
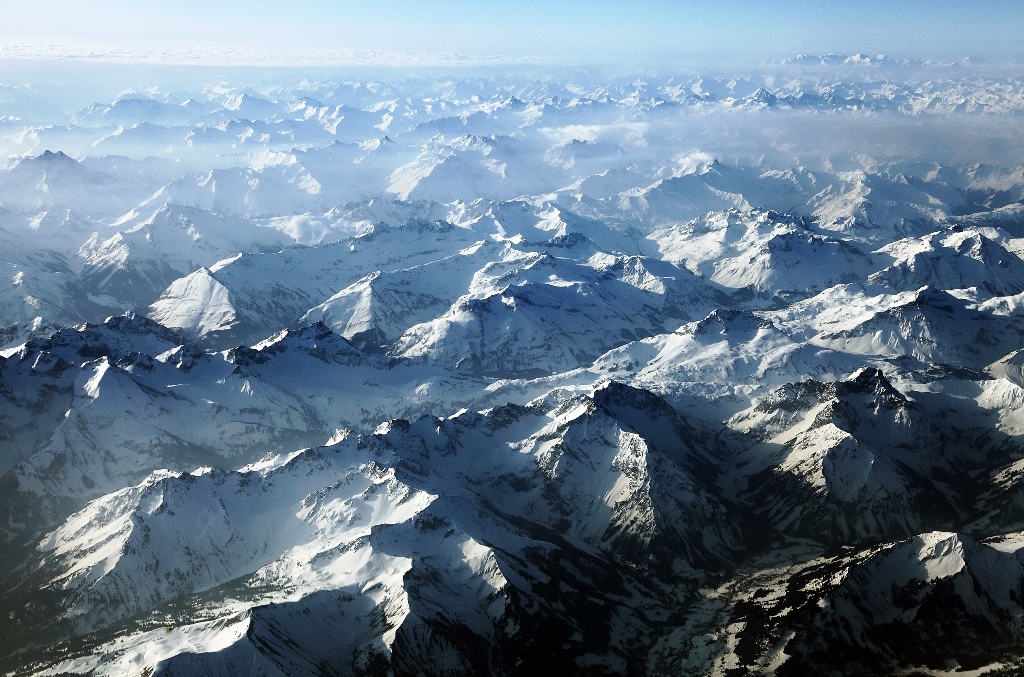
17, 149, 80, 171
815, 364, 908, 405
683, 309, 772, 337
245, 321, 368, 366
13, 312, 184, 368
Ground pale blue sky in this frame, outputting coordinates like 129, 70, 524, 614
2, 1, 1021, 65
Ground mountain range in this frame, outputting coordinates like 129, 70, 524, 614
1, 59, 1024, 675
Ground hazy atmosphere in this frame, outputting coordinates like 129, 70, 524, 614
2, 0, 1023, 65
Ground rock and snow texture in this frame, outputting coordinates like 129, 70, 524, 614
1, 59, 1024, 675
